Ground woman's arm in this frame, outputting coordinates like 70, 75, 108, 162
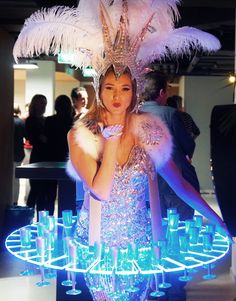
158, 159, 227, 232
148, 173, 164, 244
68, 128, 120, 200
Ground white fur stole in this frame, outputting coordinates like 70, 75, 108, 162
66, 120, 103, 181
66, 113, 172, 181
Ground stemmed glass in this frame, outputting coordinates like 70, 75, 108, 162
202, 232, 216, 280
205, 224, 216, 238
44, 230, 56, 279
66, 242, 81, 295
125, 275, 139, 293
62, 210, 73, 237
89, 243, 105, 292
38, 210, 49, 225
167, 213, 180, 256
149, 245, 165, 297
89, 275, 104, 293
150, 273, 165, 298
124, 244, 139, 293
178, 268, 192, 282
179, 234, 189, 253
107, 247, 122, 299
37, 222, 45, 237
156, 241, 172, 289
193, 215, 203, 228
189, 226, 200, 245
46, 215, 56, 233
185, 219, 195, 235
61, 271, 73, 287
35, 237, 50, 287
203, 263, 216, 280
61, 236, 73, 286
19, 227, 34, 276
61, 211, 74, 287
159, 269, 172, 289
166, 208, 177, 240
178, 234, 190, 282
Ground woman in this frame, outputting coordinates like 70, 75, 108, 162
25, 94, 48, 214
12, 1, 228, 299
67, 66, 227, 300
44, 95, 74, 215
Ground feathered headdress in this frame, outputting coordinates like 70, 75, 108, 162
13, 0, 221, 111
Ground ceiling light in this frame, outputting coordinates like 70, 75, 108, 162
228, 74, 236, 84
13, 63, 39, 70
82, 67, 97, 77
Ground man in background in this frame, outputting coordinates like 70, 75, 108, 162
167, 95, 200, 140
70, 86, 89, 120
142, 70, 201, 301
142, 71, 200, 221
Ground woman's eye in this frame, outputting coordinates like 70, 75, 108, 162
122, 87, 131, 91
105, 86, 113, 90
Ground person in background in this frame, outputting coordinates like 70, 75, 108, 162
44, 95, 74, 215
70, 86, 89, 120
21, 102, 32, 203
13, 104, 26, 204
45, 95, 74, 161
167, 95, 200, 140
142, 71, 201, 301
25, 94, 48, 214
142, 71, 200, 221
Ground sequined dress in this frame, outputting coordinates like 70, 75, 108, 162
66, 113, 172, 300
76, 145, 155, 301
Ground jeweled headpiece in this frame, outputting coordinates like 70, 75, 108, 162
13, 0, 221, 111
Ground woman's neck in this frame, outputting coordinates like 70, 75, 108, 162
104, 112, 128, 126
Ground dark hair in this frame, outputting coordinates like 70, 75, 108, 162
71, 86, 87, 100
142, 71, 168, 101
29, 94, 47, 117
55, 94, 73, 116
167, 95, 182, 110
14, 104, 21, 115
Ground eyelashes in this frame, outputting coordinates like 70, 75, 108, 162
104, 86, 131, 92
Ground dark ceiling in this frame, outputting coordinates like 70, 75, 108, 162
0, 0, 235, 79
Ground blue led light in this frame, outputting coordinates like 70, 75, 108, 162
5, 218, 230, 276
4, 213, 231, 299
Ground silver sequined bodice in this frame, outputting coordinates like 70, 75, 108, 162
76, 145, 155, 248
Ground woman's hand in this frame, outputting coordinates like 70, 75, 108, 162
100, 124, 123, 140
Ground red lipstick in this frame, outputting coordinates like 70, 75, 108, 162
113, 102, 121, 108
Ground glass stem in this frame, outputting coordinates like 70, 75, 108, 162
208, 264, 211, 276
154, 274, 159, 291
71, 272, 76, 290
161, 270, 165, 284
40, 266, 45, 282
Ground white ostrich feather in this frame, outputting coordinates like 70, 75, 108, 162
166, 27, 221, 54
13, 0, 221, 75
13, 4, 103, 67
138, 26, 221, 65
